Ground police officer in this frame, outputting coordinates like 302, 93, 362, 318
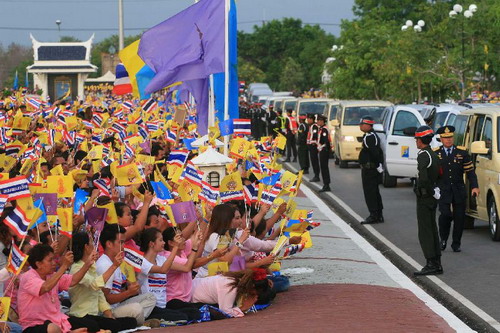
267, 105, 278, 138
435, 126, 479, 252
413, 126, 443, 276
358, 116, 384, 224
284, 108, 298, 162
307, 114, 321, 182
317, 115, 331, 192
297, 115, 310, 174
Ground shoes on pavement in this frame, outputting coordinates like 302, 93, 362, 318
377, 212, 384, 223
452, 245, 461, 252
303, 169, 309, 174
144, 319, 161, 328
360, 215, 381, 224
319, 185, 331, 192
284, 158, 291, 162
414, 258, 443, 276
440, 240, 447, 251
293, 157, 297, 162
310, 177, 321, 182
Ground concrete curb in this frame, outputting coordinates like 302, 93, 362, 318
285, 162, 496, 333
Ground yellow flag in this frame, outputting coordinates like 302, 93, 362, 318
121, 262, 136, 283
167, 164, 184, 185
290, 231, 313, 248
271, 197, 285, 213
97, 202, 118, 224
220, 172, 243, 192
50, 164, 64, 176
208, 125, 220, 144
289, 170, 304, 198
70, 169, 88, 183
65, 116, 79, 131
0, 297, 11, 321
57, 208, 73, 237
46, 175, 74, 197
274, 134, 287, 150
1, 155, 17, 172
207, 262, 229, 276
115, 163, 143, 186
136, 154, 155, 165
230, 138, 250, 159
285, 199, 297, 217
178, 180, 200, 202
281, 171, 298, 192
291, 209, 308, 220
87, 145, 104, 160
19, 158, 35, 175
119, 40, 146, 98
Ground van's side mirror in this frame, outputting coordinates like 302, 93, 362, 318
373, 124, 385, 133
471, 141, 490, 155
403, 127, 417, 137
330, 119, 339, 127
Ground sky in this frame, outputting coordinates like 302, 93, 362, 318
0, 0, 356, 46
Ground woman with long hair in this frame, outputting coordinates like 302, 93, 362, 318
191, 268, 276, 318
69, 232, 137, 333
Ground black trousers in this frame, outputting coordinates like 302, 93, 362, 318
417, 197, 441, 259
286, 133, 297, 159
362, 168, 383, 214
149, 305, 200, 322
319, 149, 330, 186
308, 145, 320, 178
438, 200, 466, 247
298, 144, 309, 171
71, 315, 137, 333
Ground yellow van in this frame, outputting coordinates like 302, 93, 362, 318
332, 100, 392, 168
452, 106, 500, 240
327, 100, 341, 153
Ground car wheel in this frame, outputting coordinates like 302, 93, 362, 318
382, 169, 397, 188
488, 199, 500, 241
339, 156, 348, 168
464, 215, 475, 229
334, 146, 340, 165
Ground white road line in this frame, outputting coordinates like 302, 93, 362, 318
301, 184, 476, 332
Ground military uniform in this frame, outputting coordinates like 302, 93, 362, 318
307, 118, 321, 181
297, 118, 310, 173
317, 117, 331, 191
359, 116, 384, 224
284, 112, 298, 162
414, 125, 442, 276
435, 127, 478, 252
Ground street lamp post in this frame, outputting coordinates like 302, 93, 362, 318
118, 0, 124, 50
401, 19, 425, 103
56, 20, 61, 40
449, 3, 477, 100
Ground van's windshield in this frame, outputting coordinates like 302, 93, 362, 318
298, 101, 328, 115
284, 100, 297, 112
343, 106, 385, 125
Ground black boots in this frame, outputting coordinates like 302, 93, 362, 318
361, 211, 384, 224
319, 185, 331, 192
414, 257, 443, 276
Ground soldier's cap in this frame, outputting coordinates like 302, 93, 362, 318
436, 125, 455, 138
316, 115, 327, 122
299, 115, 307, 120
414, 125, 434, 138
359, 115, 375, 125
306, 113, 316, 120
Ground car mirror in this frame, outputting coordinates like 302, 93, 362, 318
373, 124, 385, 133
471, 141, 489, 155
330, 119, 339, 127
403, 127, 417, 137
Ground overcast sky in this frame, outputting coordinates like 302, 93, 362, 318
0, 0, 356, 46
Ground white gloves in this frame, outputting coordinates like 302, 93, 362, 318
433, 187, 441, 200
377, 164, 384, 174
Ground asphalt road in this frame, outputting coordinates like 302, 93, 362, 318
287, 157, 500, 326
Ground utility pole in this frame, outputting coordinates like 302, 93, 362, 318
118, 0, 124, 50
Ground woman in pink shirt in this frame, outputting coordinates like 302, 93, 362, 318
191, 268, 276, 318
18, 244, 95, 333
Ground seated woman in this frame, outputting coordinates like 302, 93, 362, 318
191, 268, 276, 318
17, 244, 93, 333
69, 232, 137, 333
138, 228, 200, 323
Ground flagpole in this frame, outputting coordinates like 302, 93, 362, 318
208, 75, 215, 127
118, 0, 124, 50
223, 0, 230, 156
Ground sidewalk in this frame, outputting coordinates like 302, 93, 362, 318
159, 183, 473, 333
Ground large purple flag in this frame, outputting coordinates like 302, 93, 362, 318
184, 78, 209, 135
139, 0, 224, 94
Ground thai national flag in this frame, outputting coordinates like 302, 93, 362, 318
27, 98, 42, 110
123, 143, 135, 161
91, 134, 102, 145
92, 113, 105, 127
243, 183, 258, 205
182, 162, 203, 187
111, 122, 126, 134
199, 181, 219, 206
0, 176, 30, 201
63, 130, 76, 147
233, 119, 251, 136
124, 245, 144, 273
4, 205, 31, 238
112, 63, 133, 95
142, 98, 157, 113
113, 108, 124, 118
138, 126, 149, 140
282, 243, 305, 258
93, 178, 111, 197
261, 184, 282, 205
165, 129, 177, 144
7, 241, 28, 275
167, 149, 189, 167
146, 121, 159, 132
220, 190, 244, 203
5, 142, 23, 157
122, 101, 133, 111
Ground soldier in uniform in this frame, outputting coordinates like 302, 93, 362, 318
358, 116, 384, 224
307, 114, 321, 182
435, 126, 479, 252
317, 115, 331, 192
267, 105, 277, 138
297, 115, 310, 174
413, 126, 443, 276
284, 109, 298, 162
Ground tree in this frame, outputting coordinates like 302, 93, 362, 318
280, 57, 304, 91
0, 43, 32, 88
238, 57, 266, 84
59, 36, 82, 42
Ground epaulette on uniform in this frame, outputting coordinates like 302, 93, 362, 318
433, 147, 440, 151
456, 145, 466, 151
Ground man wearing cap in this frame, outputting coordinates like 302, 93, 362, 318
359, 116, 384, 224
297, 115, 310, 174
317, 115, 331, 192
413, 126, 443, 276
435, 126, 479, 253
307, 114, 321, 182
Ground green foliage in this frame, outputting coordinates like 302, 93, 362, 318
238, 57, 266, 83
238, 18, 335, 91
280, 57, 304, 92
59, 36, 82, 42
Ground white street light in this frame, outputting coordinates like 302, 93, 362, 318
453, 4, 463, 13
417, 20, 425, 27
449, 10, 457, 18
469, 4, 477, 12
405, 20, 413, 27
464, 10, 473, 18
401, 25, 408, 31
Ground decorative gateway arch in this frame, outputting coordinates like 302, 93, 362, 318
26, 34, 98, 102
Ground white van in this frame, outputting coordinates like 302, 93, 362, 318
296, 98, 331, 117
374, 105, 426, 187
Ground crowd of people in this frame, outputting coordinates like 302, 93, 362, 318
0, 87, 315, 333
